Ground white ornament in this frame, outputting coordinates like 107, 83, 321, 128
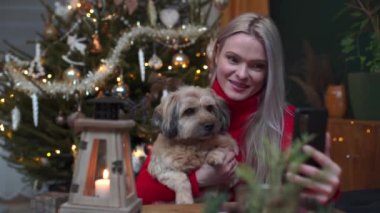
11, 106, 21, 130
31, 93, 38, 127
54, 2, 71, 20
159, 8, 179, 28
138, 48, 145, 82
28, 42, 45, 79
148, 53, 163, 70
67, 34, 87, 55
147, 0, 157, 27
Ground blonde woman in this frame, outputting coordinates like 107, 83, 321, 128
136, 13, 341, 205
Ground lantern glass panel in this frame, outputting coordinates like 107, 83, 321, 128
83, 139, 109, 198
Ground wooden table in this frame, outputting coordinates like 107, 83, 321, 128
142, 203, 345, 213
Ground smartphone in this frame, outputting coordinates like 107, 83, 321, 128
293, 107, 328, 167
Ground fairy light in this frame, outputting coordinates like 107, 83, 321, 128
332, 137, 337, 142
0, 124, 5, 132
116, 76, 122, 82
196, 52, 201, 57
71, 144, 77, 151
47, 74, 52, 79
9, 94, 14, 98
86, 13, 91, 18
42, 78, 47, 83
338, 137, 344, 142
0, 98, 5, 103
95, 86, 100, 91
92, 18, 97, 23
168, 65, 172, 70
181, 64, 188, 69
55, 149, 61, 154
46, 152, 52, 157
23, 70, 29, 75
366, 128, 371, 134
77, 3, 81, 8
203, 65, 208, 70
157, 73, 162, 77
350, 120, 355, 125
67, 5, 72, 10
89, 9, 94, 13
202, 52, 207, 56
144, 62, 149, 67
196, 69, 201, 75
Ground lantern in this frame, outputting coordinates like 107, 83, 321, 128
60, 118, 141, 213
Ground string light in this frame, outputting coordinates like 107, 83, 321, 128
196, 69, 201, 74
168, 65, 172, 70
95, 86, 100, 91
55, 149, 61, 154
366, 128, 371, 134
203, 65, 208, 70
9, 94, 14, 98
332, 137, 337, 142
338, 137, 344, 142
0, 98, 5, 103
144, 62, 149, 67
46, 152, 52, 157
71, 144, 77, 151
47, 74, 52, 79
42, 79, 47, 83
0, 124, 5, 132
350, 120, 355, 125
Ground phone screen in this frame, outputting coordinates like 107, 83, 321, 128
293, 107, 328, 167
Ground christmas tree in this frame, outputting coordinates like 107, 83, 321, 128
0, 0, 227, 191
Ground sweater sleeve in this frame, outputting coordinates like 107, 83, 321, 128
281, 105, 295, 151
135, 155, 202, 204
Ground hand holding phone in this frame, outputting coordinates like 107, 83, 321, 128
293, 107, 328, 167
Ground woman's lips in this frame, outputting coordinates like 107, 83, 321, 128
229, 80, 248, 92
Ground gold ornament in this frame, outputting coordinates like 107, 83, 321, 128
63, 66, 81, 84
90, 33, 102, 54
172, 50, 190, 69
44, 22, 58, 40
213, 0, 229, 10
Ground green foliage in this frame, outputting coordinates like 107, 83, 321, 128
339, 0, 380, 72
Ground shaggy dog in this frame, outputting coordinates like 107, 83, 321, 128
148, 86, 238, 204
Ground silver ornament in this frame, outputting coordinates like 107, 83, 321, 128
148, 53, 163, 70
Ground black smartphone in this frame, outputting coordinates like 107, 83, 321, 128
293, 107, 328, 167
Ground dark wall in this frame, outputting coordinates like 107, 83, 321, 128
270, 0, 351, 106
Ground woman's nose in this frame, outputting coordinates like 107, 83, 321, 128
236, 64, 248, 79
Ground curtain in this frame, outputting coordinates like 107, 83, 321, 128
220, 0, 269, 27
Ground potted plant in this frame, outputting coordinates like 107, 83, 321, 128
340, 0, 380, 120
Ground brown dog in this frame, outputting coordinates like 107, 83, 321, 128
148, 86, 238, 204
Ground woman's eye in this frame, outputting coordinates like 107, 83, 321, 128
227, 55, 239, 64
183, 108, 195, 116
250, 63, 267, 71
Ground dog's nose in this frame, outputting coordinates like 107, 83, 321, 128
203, 123, 214, 132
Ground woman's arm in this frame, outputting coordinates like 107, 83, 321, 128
135, 155, 202, 204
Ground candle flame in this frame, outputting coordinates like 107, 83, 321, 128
103, 169, 109, 179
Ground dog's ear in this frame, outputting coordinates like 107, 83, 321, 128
210, 89, 230, 132
155, 93, 179, 138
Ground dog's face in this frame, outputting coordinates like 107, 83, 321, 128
153, 86, 229, 140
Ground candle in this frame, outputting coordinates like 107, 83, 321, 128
95, 169, 110, 198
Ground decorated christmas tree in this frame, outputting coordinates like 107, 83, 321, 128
0, 0, 228, 191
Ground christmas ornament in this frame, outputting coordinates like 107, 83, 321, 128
28, 42, 45, 79
148, 53, 163, 70
63, 66, 81, 85
138, 48, 146, 82
11, 106, 21, 131
44, 22, 58, 40
172, 50, 190, 68
55, 111, 66, 126
112, 83, 129, 98
147, 0, 157, 27
67, 34, 86, 55
31, 93, 38, 127
54, 1, 71, 20
159, 8, 179, 28
90, 32, 102, 54
66, 110, 85, 129
213, 0, 229, 10
124, 0, 138, 15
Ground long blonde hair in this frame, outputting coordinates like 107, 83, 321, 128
208, 13, 287, 180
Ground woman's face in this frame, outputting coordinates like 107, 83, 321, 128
215, 33, 267, 101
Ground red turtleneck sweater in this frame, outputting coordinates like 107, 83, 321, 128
135, 81, 295, 204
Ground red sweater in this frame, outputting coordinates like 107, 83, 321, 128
135, 81, 295, 204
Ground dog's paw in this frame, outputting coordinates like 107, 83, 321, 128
206, 149, 225, 166
176, 192, 194, 204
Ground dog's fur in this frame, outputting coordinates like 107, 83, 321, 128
148, 86, 238, 204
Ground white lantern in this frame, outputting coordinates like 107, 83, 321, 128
60, 118, 141, 213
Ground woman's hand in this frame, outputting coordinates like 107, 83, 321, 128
286, 133, 341, 204
196, 149, 238, 188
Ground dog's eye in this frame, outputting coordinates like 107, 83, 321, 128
183, 108, 195, 116
206, 105, 214, 112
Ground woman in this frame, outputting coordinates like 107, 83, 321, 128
136, 12, 341, 205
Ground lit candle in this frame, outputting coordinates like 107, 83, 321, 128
95, 169, 110, 198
